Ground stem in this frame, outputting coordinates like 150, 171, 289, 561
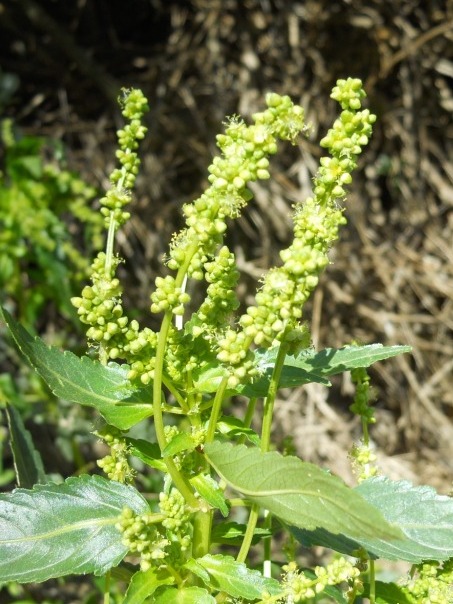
261, 342, 289, 452
103, 570, 110, 604
152, 241, 201, 508
238, 397, 257, 445
205, 376, 229, 443
153, 310, 199, 508
236, 503, 260, 563
368, 558, 376, 604
192, 508, 213, 559
105, 213, 116, 275
237, 343, 289, 564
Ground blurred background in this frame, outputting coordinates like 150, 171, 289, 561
1, 0, 453, 529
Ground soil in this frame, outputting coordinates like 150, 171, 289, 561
1, 0, 453, 600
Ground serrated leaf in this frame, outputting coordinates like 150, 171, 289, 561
292, 477, 453, 563
126, 438, 166, 472
123, 568, 174, 604
5, 403, 46, 487
242, 344, 412, 397
204, 442, 402, 541
186, 554, 281, 600
189, 474, 229, 517
0, 474, 149, 583
153, 586, 216, 603
1, 307, 153, 430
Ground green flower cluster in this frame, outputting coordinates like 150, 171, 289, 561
195, 245, 240, 329
71, 252, 158, 374
100, 89, 149, 228
402, 560, 453, 604
159, 488, 191, 531
71, 89, 156, 378
262, 558, 361, 602
96, 427, 135, 484
163, 93, 306, 291
219, 78, 375, 380
349, 366, 376, 425
116, 506, 170, 572
350, 441, 378, 482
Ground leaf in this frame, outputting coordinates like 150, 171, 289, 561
242, 344, 412, 397
126, 438, 166, 472
363, 581, 416, 604
0, 474, 149, 583
210, 521, 271, 545
216, 416, 261, 446
162, 433, 197, 458
5, 403, 46, 488
152, 586, 216, 603
292, 477, 453, 562
1, 307, 153, 430
123, 568, 174, 604
204, 442, 402, 541
189, 474, 229, 517
186, 554, 281, 600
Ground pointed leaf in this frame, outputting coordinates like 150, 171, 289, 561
204, 442, 402, 541
162, 433, 197, 458
189, 474, 229, 517
1, 307, 153, 430
0, 474, 148, 583
126, 438, 166, 472
292, 477, 453, 562
210, 521, 271, 545
153, 587, 216, 603
216, 416, 261, 446
123, 568, 174, 604
242, 344, 412, 397
186, 554, 281, 600
5, 403, 46, 487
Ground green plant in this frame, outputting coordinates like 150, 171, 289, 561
0, 118, 103, 327
1, 82, 452, 604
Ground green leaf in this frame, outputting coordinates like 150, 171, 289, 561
210, 521, 271, 545
363, 581, 416, 604
0, 474, 149, 583
204, 442, 402, 541
1, 307, 153, 430
123, 568, 174, 604
153, 586, 216, 603
126, 438, 166, 472
189, 473, 229, 517
242, 344, 412, 397
162, 433, 197, 458
292, 477, 453, 562
216, 416, 261, 446
186, 554, 281, 600
5, 403, 46, 488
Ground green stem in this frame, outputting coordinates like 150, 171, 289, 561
261, 342, 289, 452
238, 397, 257, 445
153, 310, 199, 508
205, 376, 229, 443
103, 570, 110, 604
152, 241, 201, 508
237, 343, 289, 564
236, 503, 260, 563
368, 559, 376, 604
104, 213, 116, 276
192, 508, 213, 559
